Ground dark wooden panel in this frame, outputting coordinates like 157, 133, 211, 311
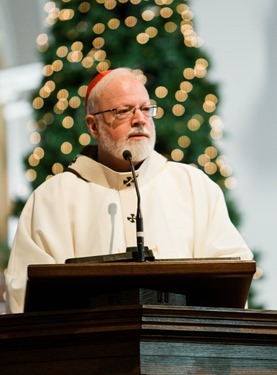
0, 305, 277, 374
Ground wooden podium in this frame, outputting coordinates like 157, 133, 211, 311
24, 259, 255, 312
1, 259, 277, 374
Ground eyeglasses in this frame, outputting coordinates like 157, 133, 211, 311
90, 104, 157, 120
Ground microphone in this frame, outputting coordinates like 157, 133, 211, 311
123, 150, 145, 262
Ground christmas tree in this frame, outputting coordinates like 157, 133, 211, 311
26, 1, 231, 198
13, 0, 261, 307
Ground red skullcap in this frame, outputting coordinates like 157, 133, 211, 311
85, 70, 112, 110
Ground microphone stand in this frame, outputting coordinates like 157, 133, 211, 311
66, 151, 155, 265
123, 150, 145, 262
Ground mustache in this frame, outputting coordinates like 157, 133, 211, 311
127, 127, 151, 138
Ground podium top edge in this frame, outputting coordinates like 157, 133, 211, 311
27, 259, 256, 279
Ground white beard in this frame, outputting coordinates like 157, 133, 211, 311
98, 125, 156, 163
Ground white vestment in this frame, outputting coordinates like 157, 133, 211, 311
5, 149, 253, 313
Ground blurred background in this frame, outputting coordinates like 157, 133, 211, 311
0, 0, 276, 312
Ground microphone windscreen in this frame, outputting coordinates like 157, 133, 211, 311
123, 150, 132, 161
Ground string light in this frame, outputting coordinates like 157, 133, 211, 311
172, 104, 185, 116
178, 135, 191, 148
171, 149, 184, 161
142, 10, 155, 22
79, 133, 91, 146
155, 86, 168, 99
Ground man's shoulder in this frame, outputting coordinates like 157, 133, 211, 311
33, 168, 83, 194
166, 159, 206, 178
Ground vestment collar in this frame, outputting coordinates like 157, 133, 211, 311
67, 146, 167, 190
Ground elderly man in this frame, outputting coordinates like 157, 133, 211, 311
5, 67, 253, 313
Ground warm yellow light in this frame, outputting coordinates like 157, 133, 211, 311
94, 50, 106, 61
224, 177, 237, 190
36, 33, 48, 46
28, 155, 40, 167
79, 133, 91, 146
56, 99, 68, 111
176, 3, 189, 14
142, 10, 155, 21
156, 107, 164, 119
210, 129, 223, 140
220, 164, 233, 177
33, 97, 44, 110
26, 169, 37, 182
104, 0, 117, 10
145, 27, 158, 38
205, 94, 218, 104
137, 33, 149, 44
253, 267, 263, 280
196, 58, 208, 68
183, 68, 195, 80
56, 46, 68, 58
155, 0, 174, 5
43, 65, 54, 77
125, 16, 138, 27
96, 61, 110, 71
33, 147, 45, 159
209, 115, 223, 128
178, 135, 191, 148
216, 156, 227, 167
92, 37, 105, 49
160, 7, 173, 19
82, 56, 94, 68
171, 149, 184, 161
203, 100, 216, 113
39, 87, 51, 99
205, 146, 218, 159
62, 116, 74, 129
187, 118, 201, 131
67, 51, 83, 63
155, 86, 168, 98
78, 85, 88, 98
61, 142, 73, 154
204, 162, 217, 175
52, 163, 64, 174
194, 65, 206, 78
78, 2, 91, 13
69, 96, 81, 108
165, 22, 177, 33
57, 89, 69, 100
93, 23, 105, 34
175, 90, 188, 102
172, 104, 185, 116
181, 9, 194, 22
59, 8, 74, 21
180, 81, 193, 93
198, 154, 210, 166
45, 80, 56, 92
108, 18, 120, 29
52, 60, 63, 71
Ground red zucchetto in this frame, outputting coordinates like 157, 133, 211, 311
85, 70, 112, 110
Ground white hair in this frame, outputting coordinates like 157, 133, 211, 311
86, 68, 144, 114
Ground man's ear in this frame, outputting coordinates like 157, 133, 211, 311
85, 114, 99, 139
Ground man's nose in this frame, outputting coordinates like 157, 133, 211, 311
131, 108, 146, 125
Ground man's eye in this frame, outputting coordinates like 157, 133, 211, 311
116, 106, 131, 115
141, 106, 151, 113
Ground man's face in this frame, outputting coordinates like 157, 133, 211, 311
86, 74, 156, 171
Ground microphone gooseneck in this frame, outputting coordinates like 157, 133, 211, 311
123, 150, 145, 262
